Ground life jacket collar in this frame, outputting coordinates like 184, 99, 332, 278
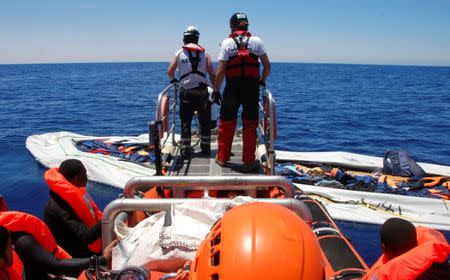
182, 43, 205, 52
229, 30, 252, 38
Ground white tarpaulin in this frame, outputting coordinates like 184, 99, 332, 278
112, 197, 252, 270
295, 183, 450, 231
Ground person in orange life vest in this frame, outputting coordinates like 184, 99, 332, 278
43, 159, 103, 258
168, 26, 216, 158
364, 218, 450, 280
0, 225, 23, 280
0, 219, 116, 280
213, 12, 271, 172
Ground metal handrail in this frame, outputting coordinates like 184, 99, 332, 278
258, 87, 276, 174
154, 84, 276, 174
102, 198, 311, 249
154, 83, 179, 151
122, 175, 294, 198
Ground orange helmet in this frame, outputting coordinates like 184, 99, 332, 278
189, 202, 324, 280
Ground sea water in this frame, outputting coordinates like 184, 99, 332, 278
1, 62, 449, 265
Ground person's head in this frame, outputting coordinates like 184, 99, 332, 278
229, 12, 249, 32
59, 159, 87, 187
189, 202, 324, 280
183, 26, 200, 45
0, 226, 13, 268
380, 218, 417, 259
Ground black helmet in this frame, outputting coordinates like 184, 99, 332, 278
230, 12, 249, 30
183, 26, 199, 44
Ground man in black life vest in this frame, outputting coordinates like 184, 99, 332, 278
168, 26, 216, 158
213, 12, 271, 171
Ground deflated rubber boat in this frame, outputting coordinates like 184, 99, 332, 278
26, 131, 160, 188
276, 150, 450, 231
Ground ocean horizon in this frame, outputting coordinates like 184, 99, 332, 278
2, 61, 450, 68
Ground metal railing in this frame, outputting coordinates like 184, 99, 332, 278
102, 197, 311, 249
258, 87, 277, 174
153, 84, 277, 174
154, 83, 179, 151
122, 175, 294, 199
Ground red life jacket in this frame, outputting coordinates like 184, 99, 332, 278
225, 31, 260, 79
3, 251, 24, 280
363, 226, 450, 280
45, 168, 103, 253
0, 211, 71, 259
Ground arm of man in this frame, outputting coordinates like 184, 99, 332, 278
144, 258, 189, 273
54, 203, 101, 245
167, 55, 177, 81
260, 53, 271, 84
64, 215, 101, 245
14, 234, 102, 277
206, 53, 216, 86
213, 60, 227, 92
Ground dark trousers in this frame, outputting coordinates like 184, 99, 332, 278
179, 87, 211, 150
217, 78, 259, 163
220, 78, 259, 121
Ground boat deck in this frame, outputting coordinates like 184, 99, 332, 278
167, 133, 263, 176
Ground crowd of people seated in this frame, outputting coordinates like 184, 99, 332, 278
0, 159, 116, 279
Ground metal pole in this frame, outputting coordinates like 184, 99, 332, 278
148, 121, 163, 176
122, 175, 294, 198
172, 85, 178, 145
102, 198, 311, 249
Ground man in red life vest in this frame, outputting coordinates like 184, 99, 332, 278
44, 159, 103, 258
213, 12, 271, 172
168, 26, 216, 158
364, 218, 450, 280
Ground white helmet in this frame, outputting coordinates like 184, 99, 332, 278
183, 26, 200, 44
183, 25, 199, 37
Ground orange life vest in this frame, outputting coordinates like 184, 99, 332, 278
0, 211, 71, 259
422, 176, 445, 187
3, 251, 24, 280
364, 226, 450, 280
45, 168, 103, 253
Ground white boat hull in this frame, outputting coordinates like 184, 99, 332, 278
278, 150, 450, 231
26, 132, 157, 188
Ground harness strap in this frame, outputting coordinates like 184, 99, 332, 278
231, 35, 250, 51
179, 50, 206, 81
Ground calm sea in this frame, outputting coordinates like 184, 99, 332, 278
1, 62, 449, 265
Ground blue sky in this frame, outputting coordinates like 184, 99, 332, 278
1, 1, 449, 66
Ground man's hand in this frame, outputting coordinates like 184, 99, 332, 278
103, 239, 118, 268
170, 78, 179, 84
175, 261, 192, 280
